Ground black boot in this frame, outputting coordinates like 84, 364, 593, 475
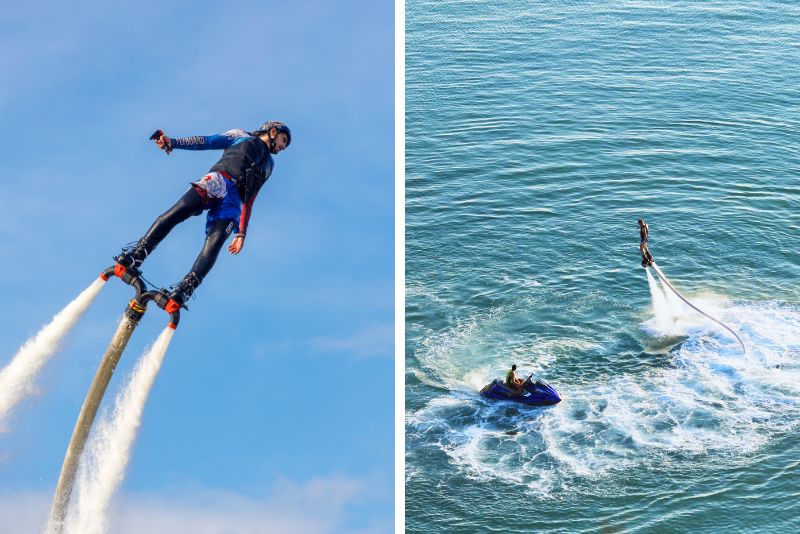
168, 271, 202, 307
114, 238, 151, 272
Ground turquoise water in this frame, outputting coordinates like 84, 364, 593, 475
405, 1, 800, 532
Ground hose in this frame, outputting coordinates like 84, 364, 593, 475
650, 262, 747, 355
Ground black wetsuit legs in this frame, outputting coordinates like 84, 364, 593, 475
190, 219, 235, 281
138, 187, 234, 291
141, 187, 204, 253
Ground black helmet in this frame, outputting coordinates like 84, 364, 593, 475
257, 121, 291, 147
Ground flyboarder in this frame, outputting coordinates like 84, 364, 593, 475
638, 219, 654, 267
114, 122, 291, 313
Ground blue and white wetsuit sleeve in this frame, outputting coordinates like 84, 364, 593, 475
170, 129, 253, 151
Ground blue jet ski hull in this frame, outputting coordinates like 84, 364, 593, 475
480, 378, 561, 406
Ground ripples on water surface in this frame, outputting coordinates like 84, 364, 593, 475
406, 1, 800, 532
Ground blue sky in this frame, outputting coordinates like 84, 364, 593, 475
0, 1, 394, 532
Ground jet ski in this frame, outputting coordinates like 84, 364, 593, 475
480, 375, 561, 405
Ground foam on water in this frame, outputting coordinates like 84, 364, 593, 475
413, 309, 574, 394
407, 300, 800, 497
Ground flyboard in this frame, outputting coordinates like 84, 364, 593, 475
46, 263, 182, 534
648, 261, 747, 355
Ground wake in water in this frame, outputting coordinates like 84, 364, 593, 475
0, 278, 105, 430
63, 326, 174, 534
407, 294, 800, 496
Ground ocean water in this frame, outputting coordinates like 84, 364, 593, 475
405, 1, 800, 532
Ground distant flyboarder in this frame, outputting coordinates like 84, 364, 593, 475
638, 219, 654, 267
114, 122, 291, 312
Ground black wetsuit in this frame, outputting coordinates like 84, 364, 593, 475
140, 190, 234, 280
137, 131, 274, 284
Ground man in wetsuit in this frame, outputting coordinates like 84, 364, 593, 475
114, 121, 291, 312
638, 219, 654, 267
505, 364, 525, 394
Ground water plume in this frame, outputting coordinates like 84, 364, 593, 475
662, 277, 686, 318
645, 268, 674, 330
651, 263, 746, 355
0, 278, 105, 429
64, 326, 175, 534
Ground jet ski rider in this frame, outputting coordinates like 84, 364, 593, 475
505, 364, 525, 394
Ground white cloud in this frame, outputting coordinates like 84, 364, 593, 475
0, 474, 392, 534
306, 324, 394, 360
0, 491, 49, 533
252, 324, 394, 362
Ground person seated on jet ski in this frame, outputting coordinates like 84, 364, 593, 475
505, 364, 526, 394
638, 219, 654, 267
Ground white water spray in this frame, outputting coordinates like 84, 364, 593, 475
650, 263, 747, 354
645, 268, 675, 330
64, 326, 175, 534
0, 278, 105, 428
662, 277, 686, 317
